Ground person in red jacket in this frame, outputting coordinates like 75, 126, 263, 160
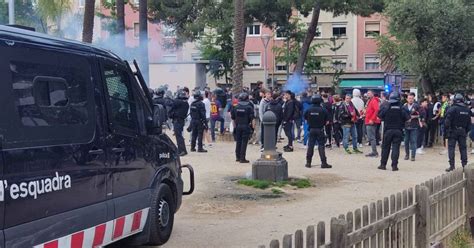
365, 90, 381, 157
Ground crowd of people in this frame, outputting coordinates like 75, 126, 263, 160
151, 82, 474, 172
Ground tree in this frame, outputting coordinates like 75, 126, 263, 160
273, 17, 325, 76
293, 0, 384, 75
82, 0, 96, 43
0, 0, 44, 31
116, 0, 125, 45
378, 0, 473, 93
139, 0, 149, 83
148, 0, 294, 90
36, 0, 72, 35
232, 0, 245, 93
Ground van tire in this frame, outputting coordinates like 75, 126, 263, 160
147, 183, 175, 245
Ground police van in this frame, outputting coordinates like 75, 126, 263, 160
0, 25, 194, 247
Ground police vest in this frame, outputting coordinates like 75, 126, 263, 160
307, 106, 326, 129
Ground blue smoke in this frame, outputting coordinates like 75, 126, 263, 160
284, 74, 308, 95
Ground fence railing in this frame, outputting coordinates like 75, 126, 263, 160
259, 166, 474, 248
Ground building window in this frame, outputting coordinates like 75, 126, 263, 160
315, 25, 322, 38
332, 57, 347, 70
275, 27, 286, 39
163, 54, 178, 62
246, 52, 261, 68
162, 24, 176, 38
191, 52, 202, 61
275, 64, 287, 71
133, 23, 139, 39
247, 24, 261, 36
78, 0, 85, 8
365, 22, 380, 38
332, 24, 347, 37
365, 55, 381, 70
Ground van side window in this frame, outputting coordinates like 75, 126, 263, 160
1, 42, 96, 149
103, 64, 138, 131
10, 61, 88, 127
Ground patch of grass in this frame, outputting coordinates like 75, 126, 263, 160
289, 179, 312, 188
271, 188, 284, 195
237, 178, 312, 190
237, 179, 272, 189
449, 229, 473, 248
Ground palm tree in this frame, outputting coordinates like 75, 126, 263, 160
36, 0, 71, 35
139, 0, 149, 83
231, 0, 244, 94
82, 0, 95, 43
116, 0, 125, 45
293, 0, 321, 75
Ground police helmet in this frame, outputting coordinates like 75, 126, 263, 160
193, 90, 202, 99
311, 94, 323, 104
155, 87, 166, 97
388, 92, 401, 103
177, 89, 188, 99
238, 92, 249, 101
453, 93, 464, 104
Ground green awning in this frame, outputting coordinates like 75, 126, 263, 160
339, 79, 385, 89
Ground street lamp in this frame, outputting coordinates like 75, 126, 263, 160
261, 34, 271, 89
8, 0, 15, 25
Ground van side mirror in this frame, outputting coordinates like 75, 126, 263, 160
151, 104, 167, 134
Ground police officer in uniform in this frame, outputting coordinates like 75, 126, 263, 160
231, 93, 255, 163
169, 89, 189, 156
378, 92, 410, 171
189, 91, 207, 153
304, 94, 332, 169
445, 93, 471, 172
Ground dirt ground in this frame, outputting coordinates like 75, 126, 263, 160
159, 134, 474, 248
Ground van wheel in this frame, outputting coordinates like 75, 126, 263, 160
147, 183, 175, 245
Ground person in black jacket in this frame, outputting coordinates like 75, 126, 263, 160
337, 94, 362, 154
231, 93, 255, 163
445, 93, 471, 172
322, 93, 333, 148
378, 92, 410, 171
293, 93, 303, 142
189, 91, 207, 153
266, 93, 283, 148
304, 94, 332, 169
282, 90, 296, 152
169, 89, 189, 156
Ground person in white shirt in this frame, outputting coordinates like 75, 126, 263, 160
351, 89, 365, 147
203, 91, 212, 145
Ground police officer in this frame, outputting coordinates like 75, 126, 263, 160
153, 87, 166, 105
231, 92, 255, 163
189, 91, 207, 153
378, 92, 410, 171
304, 94, 332, 169
169, 89, 189, 156
445, 93, 471, 172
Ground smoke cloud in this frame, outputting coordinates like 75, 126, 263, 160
284, 73, 308, 95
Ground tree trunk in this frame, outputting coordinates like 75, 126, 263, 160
82, 0, 95, 43
231, 0, 245, 94
293, 0, 321, 75
420, 75, 433, 95
139, 0, 149, 83
116, 0, 125, 46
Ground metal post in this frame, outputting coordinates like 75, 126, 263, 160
8, 0, 15, 25
263, 47, 268, 87
252, 111, 288, 181
286, 36, 290, 81
261, 34, 271, 89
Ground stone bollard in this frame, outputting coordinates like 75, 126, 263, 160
252, 111, 288, 181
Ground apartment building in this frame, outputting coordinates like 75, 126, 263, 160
95, 2, 398, 91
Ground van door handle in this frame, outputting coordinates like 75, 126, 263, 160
112, 147, 125, 153
88, 149, 104, 155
